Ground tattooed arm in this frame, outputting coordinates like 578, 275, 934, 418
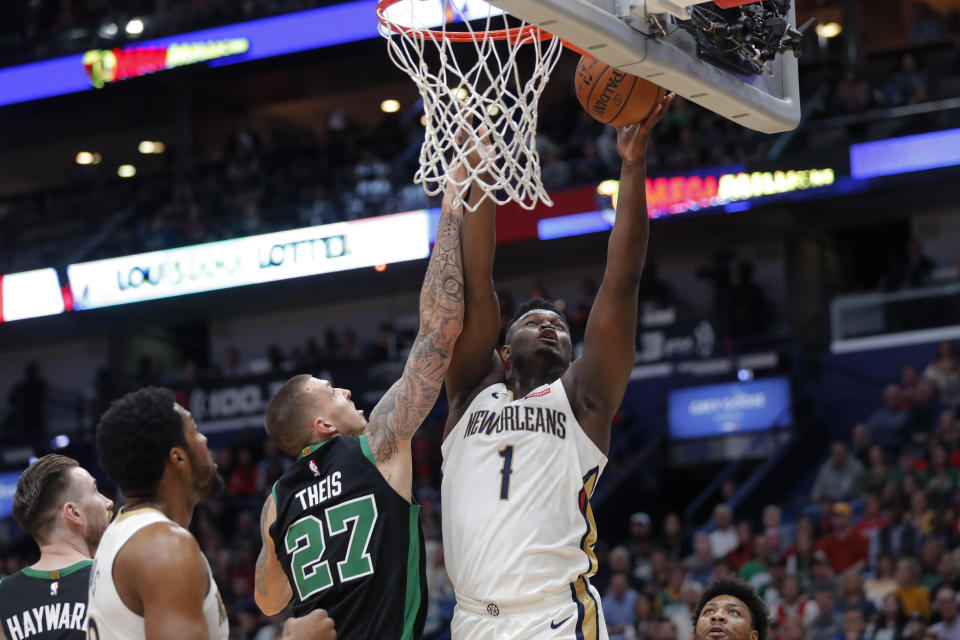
364, 174, 466, 501
254, 493, 293, 615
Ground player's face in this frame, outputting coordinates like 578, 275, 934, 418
175, 404, 225, 499
67, 466, 113, 552
312, 378, 366, 436
506, 309, 573, 367
695, 595, 758, 640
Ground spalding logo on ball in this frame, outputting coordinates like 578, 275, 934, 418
575, 55, 665, 127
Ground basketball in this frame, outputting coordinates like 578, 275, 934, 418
575, 55, 665, 127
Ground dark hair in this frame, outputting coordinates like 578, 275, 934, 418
693, 576, 769, 640
12, 454, 79, 542
265, 374, 315, 456
504, 297, 569, 341
97, 386, 186, 496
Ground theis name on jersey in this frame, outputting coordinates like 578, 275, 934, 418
294, 471, 343, 510
463, 404, 567, 439
5, 602, 86, 640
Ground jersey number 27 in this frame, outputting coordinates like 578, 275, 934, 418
284, 495, 379, 600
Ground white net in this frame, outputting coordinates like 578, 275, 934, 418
378, 0, 564, 211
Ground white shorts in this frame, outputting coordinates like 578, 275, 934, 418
451, 578, 609, 640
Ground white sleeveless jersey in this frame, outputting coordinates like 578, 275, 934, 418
441, 378, 607, 603
87, 508, 228, 640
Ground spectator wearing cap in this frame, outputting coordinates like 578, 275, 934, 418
812, 443, 865, 501
816, 502, 870, 574
895, 558, 932, 620
709, 504, 738, 559
927, 587, 960, 640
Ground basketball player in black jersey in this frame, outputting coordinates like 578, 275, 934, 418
0, 454, 113, 640
254, 169, 466, 638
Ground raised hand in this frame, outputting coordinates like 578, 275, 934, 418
616, 91, 675, 165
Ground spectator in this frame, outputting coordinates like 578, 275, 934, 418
873, 501, 921, 565
854, 493, 889, 542
837, 570, 878, 621
861, 447, 891, 495
604, 573, 639, 640
661, 512, 687, 560
788, 531, 819, 589
832, 70, 873, 116
782, 616, 813, 640
256, 440, 290, 494
813, 443, 865, 501
686, 531, 719, 586
920, 539, 944, 590
868, 386, 911, 451
881, 53, 929, 107
924, 342, 960, 411
932, 553, 960, 595
810, 551, 840, 597
658, 564, 687, 614
927, 587, 960, 640
730, 521, 757, 572
830, 608, 870, 640
864, 553, 899, 608
868, 594, 907, 640
925, 445, 957, 507
908, 492, 934, 535
605, 545, 635, 594
226, 447, 259, 497
895, 558, 932, 620
852, 424, 874, 467
810, 590, 842, 640
817, 502, 870, 574
764, 505, 796, 554
710, 504, 739, 559
650, 618, 679, 640
740, 535, 773, 594
632, 592, 657, 640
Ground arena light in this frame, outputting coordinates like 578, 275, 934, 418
117, 164, 137, 178
815, 22, 842, 39
98, 22, 119, 38
76, 151, 95, 165
138, 140, 165, 154
125, 18, 145, 35
0, 268, 66, 322
50, 435, 70, 450
380, 99, 401, 114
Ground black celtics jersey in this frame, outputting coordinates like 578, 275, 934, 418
269, 435, 427, 640
0, 560, 91, 640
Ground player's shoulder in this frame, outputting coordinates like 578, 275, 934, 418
121, 521, 203, 567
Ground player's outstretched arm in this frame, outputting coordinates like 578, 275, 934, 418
444, 126, 503, 433
365, 169, 466, 500
115, 523, 217, 640
563, 93, 674, 455
255, 492, 294, 616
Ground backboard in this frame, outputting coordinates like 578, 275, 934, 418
488, 0, 802, 133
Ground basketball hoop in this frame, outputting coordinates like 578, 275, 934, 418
377, 0, 566, 211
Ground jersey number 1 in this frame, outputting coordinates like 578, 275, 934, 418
284, 495, 379, 600
498, 445, 514, 500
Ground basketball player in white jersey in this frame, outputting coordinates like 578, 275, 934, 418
441, 93, 674, 640
89, 386, 336, 640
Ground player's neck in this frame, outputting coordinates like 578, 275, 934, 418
124, 492, 195, 529
31, 540, 91, 571
506, 367, 563, 399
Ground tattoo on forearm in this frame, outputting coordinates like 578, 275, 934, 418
366, 198, 466, 464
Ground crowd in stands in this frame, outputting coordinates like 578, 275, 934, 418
2, 22, 960, 275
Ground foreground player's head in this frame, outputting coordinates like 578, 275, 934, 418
13, 454, 113, 554
265, 375, 367, 456
502, 298, 573, 376
693, 576, 769, 640
97, 386, 223, 502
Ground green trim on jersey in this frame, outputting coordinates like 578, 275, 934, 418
297, 440, 330, 460
400, 504, 422, 640
271, 480, 279, 509
21, 559, 92, 579
359, 435, 376, 466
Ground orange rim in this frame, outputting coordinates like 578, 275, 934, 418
376, 0, 588, 53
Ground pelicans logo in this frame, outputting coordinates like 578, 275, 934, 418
83, 38, 249, 88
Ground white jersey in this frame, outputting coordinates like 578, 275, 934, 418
441, 378, 607, 604
87, 507, 228, 640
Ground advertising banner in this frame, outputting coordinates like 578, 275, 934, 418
67, 210, 430, 310
668, 377, 792, 440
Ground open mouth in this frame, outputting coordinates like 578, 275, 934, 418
538, 329, 558, 344
708, 626, 727, 638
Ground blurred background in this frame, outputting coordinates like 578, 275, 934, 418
1, 0, 959, 638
